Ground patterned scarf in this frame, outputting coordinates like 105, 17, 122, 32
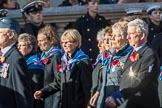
40, 46, 62, 63
26, 54, 44, 70
104, 45, 132, 73
61, 49, 89, 73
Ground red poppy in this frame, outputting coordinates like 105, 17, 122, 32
57, 64, 62, 72
0, 56, 5, 63
103, 51, 109, 59
130, 52, 139, 62
42, 58, 50, 64
112, 59, 120, 67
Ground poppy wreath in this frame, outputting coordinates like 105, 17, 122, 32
129, 52, 140, 62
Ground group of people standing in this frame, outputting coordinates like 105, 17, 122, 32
0, 0, 162, 108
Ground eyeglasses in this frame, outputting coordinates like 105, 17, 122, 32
17, 44, 29, 47
61, 41, 74, 45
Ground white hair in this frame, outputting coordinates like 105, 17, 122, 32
128, 18, 148, 36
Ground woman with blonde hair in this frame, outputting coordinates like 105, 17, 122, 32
34, 29, 93, 108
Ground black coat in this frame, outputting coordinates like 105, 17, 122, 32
151, 33, 162, 108
25, 54, 44, 108
148, 21, 162, 43
0, 45, 33, 108
73, 12, 110, 63
43, 51, 62, 108
21, 22, 45, 38
119, 43, 160, 108
40, 54, 93, 108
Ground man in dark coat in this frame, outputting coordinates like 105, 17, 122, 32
21, 1, 45, 38
105, 19, 160, 108
0, 17, 33, 108
73, 0, 110, 63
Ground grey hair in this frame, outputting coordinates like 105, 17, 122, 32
97, 29, 104, 41
128, 18, 148, 36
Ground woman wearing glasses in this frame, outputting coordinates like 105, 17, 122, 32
34, 29, 93, 108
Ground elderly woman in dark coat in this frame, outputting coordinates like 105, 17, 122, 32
37, 24, 62, 108
34, 29, 93, 108
17, 33, 44, 108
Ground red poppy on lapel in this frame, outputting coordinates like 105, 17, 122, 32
112, 59, 120, 67
0, 56, 5, 63
42, 58, 50, 64
103, 50, 109, 59
130, 52, 140, 62
57, 64, 62, 72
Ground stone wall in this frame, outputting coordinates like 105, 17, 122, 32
7, 2, 161, 36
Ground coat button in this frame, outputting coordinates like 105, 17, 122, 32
88, 38, 91, 42
89, 48, 92, 51
90, 58, 93, 61
87, 28, 90, 32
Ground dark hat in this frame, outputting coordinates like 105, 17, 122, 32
146, 4, 161, 14
0, 9, 8, 17
125, 8, 143, 16
22, 1, 43, 14
85, 0, 100, 3
0, 17, 20, 34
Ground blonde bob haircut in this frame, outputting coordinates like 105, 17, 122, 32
61, 29, 82, 48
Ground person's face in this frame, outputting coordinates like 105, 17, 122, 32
37, 33, 51, 52
111, 31, 126, 49
0, 28, 12, 48
43, 0, 50, 7
103, 33, 111, 50
149, 10, 161, 22
86, 1, 99, 13
3, 0, 16, 9
127, 26, 141, 48
97, 40, 104, 53
61, 38, 78, 56
28, 11, 43, 24
69, 0, 78, 4
17, 41, 32, 56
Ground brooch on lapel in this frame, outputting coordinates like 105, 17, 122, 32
0, 56, 9, 78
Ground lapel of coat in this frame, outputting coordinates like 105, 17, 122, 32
4, 45, 17, 59
65, 62, 76, 81
122, 43, 148, 73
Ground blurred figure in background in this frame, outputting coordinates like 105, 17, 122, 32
0, 0, 20, 9
73, 0, 110, 63
21, 0, 45, 38
43, 0, 50, 8
58, 0, 85, 6
146, 4, 162, 43
17, 33, 44, 108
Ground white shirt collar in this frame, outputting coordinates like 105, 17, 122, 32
134, 41, 147, 52
1, 43, 15, 56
